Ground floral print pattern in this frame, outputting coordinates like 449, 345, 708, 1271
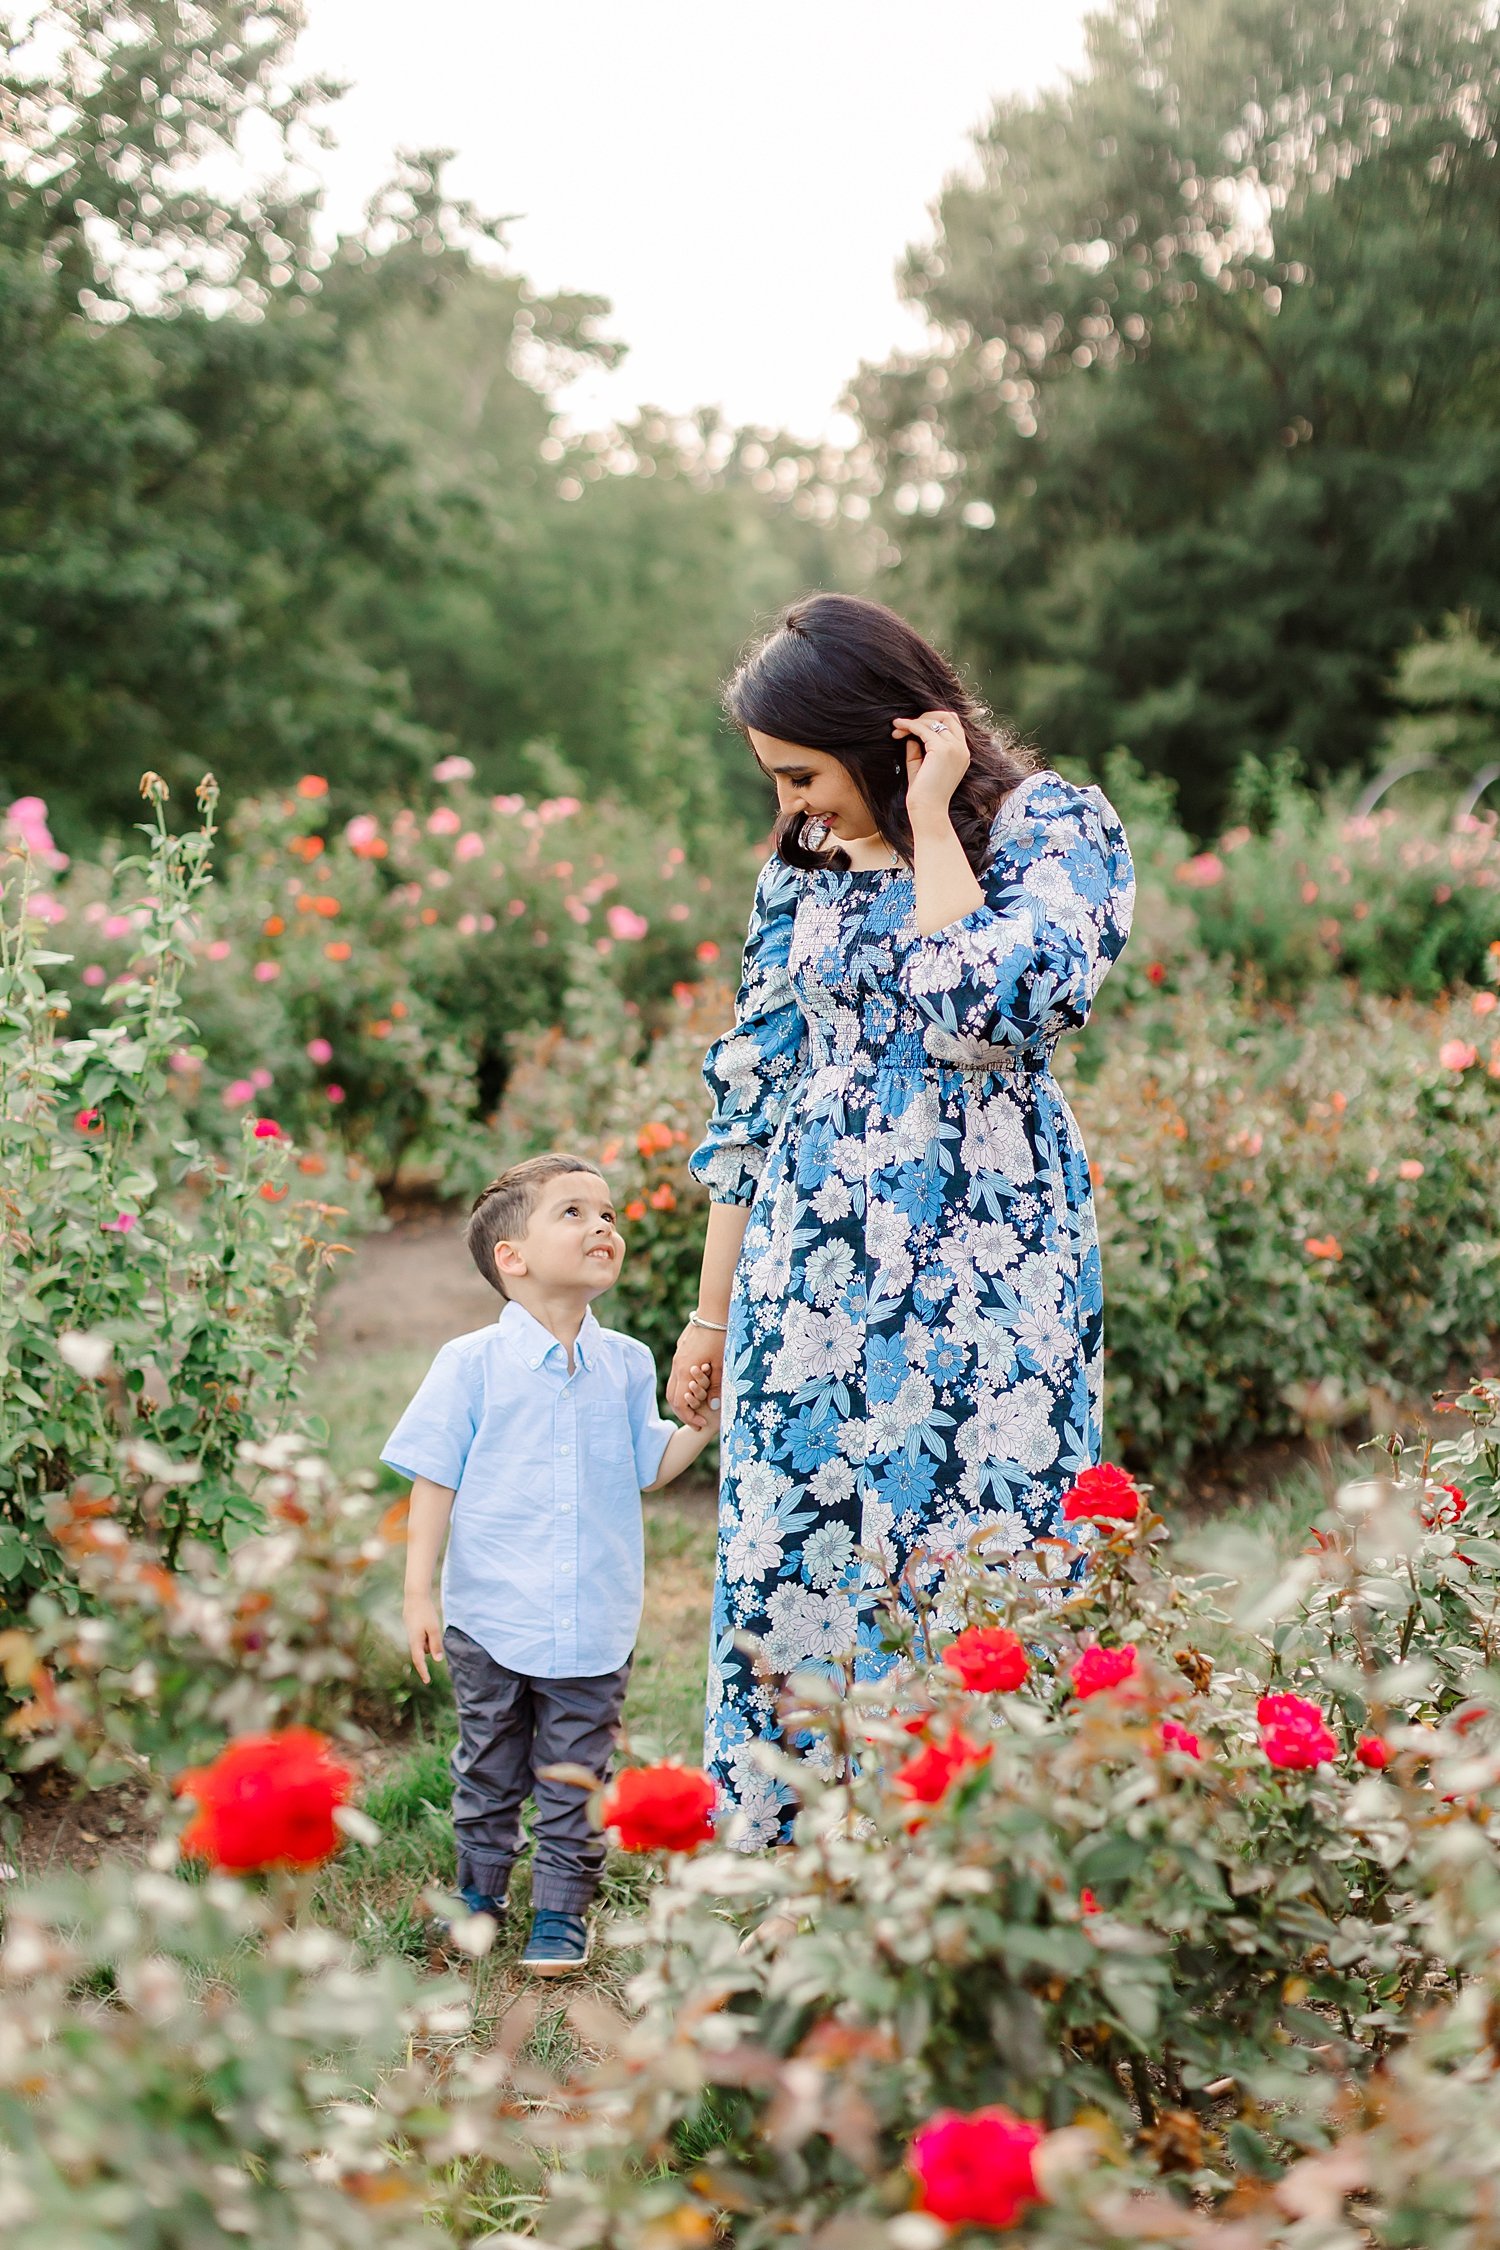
690, 771, 1135, 1846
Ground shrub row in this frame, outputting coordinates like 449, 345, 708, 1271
498, 973, 1500, 1474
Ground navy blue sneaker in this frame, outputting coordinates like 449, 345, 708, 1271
459, 1885, 507, 1924
521, 1908, 591, 1976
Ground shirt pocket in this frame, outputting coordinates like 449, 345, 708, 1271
582, 1399, 636, 1473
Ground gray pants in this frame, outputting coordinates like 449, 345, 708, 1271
444, 1627, 632, 1913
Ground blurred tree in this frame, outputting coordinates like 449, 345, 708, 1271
340, 272, 868, 833
852, 0, 1500, 830
1, 5, 865, 841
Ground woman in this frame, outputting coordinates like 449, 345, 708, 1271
665, 594, 1134, 1846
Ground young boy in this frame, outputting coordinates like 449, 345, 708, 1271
384, 1152, 716, 1975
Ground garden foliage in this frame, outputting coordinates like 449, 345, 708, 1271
5, 1370, 1500, 2243
0, 778, 358, 1783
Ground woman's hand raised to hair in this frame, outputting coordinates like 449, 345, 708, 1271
894, 709, 970, 833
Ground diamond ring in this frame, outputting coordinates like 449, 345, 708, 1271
931, 720, 947, 733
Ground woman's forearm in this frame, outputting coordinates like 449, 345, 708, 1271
911, 813, 983, 937
697, 1201, 751, 1321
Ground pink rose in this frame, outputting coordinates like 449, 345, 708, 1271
426, 807, 461, 836
1439, 1039, 1478, 1071
454, 832, 484, 861
607, 905, 649, 941
432, 755, 475, 783
305, 1038, 333, 1065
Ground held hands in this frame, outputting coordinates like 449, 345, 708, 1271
667, 1324, 724, 1430
894, 708, 969, 831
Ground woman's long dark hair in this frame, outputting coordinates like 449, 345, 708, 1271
724, 593, 1036, 874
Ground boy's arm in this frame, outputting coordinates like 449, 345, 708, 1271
401, 1476, 456, 1683
644, 1415, 718, 1492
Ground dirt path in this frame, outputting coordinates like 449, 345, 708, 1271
317, 1208, 502, 1358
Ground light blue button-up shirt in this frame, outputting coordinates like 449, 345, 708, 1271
380, 1302, 675, 1679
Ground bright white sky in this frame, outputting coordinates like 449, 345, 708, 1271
292, 0, 1093, 438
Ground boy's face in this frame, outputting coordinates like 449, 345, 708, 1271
494, 1172, 625, 1299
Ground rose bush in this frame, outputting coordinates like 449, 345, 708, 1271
38, 767, 754, 1189
498, 970, 1500, 1473
0, 780, 367, 1791
3, 1363, 1500, 2243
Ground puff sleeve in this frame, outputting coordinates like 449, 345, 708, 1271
899, 779, 1134, 1053
688, 855, 808, 1206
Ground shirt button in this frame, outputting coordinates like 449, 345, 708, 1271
559, 1443, 571, 1455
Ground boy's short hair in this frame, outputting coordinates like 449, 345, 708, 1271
467, 1153, 607, 1297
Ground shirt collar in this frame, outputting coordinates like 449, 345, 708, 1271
497, 1299, 601, 1372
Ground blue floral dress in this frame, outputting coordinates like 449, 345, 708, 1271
689, 771, 1134, 1845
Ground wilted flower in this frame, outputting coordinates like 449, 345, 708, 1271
177, 1728, 354, 1872
942, 1625, 1029, 1692
1423, 1481, 1467, 1528
1070, 1644, 1139, 1699
1061, 1462, 1143, 1523
908, 2105, 1045, 2229
601, 1763, 716, 1852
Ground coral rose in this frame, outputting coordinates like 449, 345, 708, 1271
1070, 1644, 1139, 1700
1061, 1462, 1143, 1524
908, 2105, 1045, 2229
601, 1762, 716, 1853
942, 1625, 1029, 1693
1258, 1692, 1337, 1770
895, 1726, 991, 1806
177, 1728, 354, 1872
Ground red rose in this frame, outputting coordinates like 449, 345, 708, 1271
1079, 1886, 1100, 1916
601, 1762, 716, 1853
895, 1726, 991, 1807
1145, 960, 1168, 986
1422, 1482, 1467, 1529
942, 1625, 1029, 1693
1257, 1692, 1337, 1770
1160, 1720, 1203, 1760
176, 1728, 354, 1872
74, 1107, 104, 1135
1070, 1644, 1139, 1700
1355, 1735, 1390, 1770
1061, 1463, 1143, 1524
252, 1117, 285, 1140
908, 2105, 1045, 2229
